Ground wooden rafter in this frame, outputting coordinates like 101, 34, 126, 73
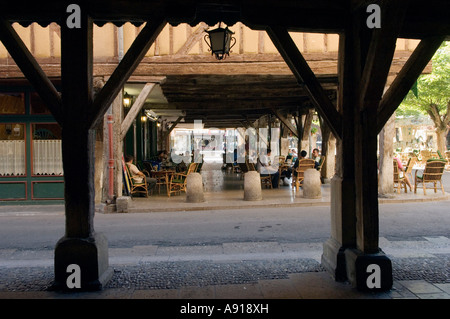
270, 108, 298, 137
266, 25, 342, 140
89, 16, 167, 129
358, 0, 409, 109
376, 35, 445, 133
0, 19, 63, 124
163, 115, 184, 140
175, 22, 208, 55
120, 83, 157, 140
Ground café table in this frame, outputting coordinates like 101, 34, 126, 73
150, 169, 176, 196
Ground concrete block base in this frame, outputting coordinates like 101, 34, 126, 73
345, 248, 393, 292
52, 232, 112, 291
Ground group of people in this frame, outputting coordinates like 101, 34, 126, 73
125, 147, 323, 195
257, 148, 322, 189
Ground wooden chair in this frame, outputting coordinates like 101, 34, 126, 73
247, 161, 256, 171
256, 159, 274, 188
404, 156, 417, 182
393, 159, 407, 193
414, 160, 446, 195
292, 159, 315, 192
260, 174, 273, 188
124, 163, 149, 197
168, 162, 197, 197
420, 149, 432, 165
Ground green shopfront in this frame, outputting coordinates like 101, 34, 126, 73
0, 83, 64, 204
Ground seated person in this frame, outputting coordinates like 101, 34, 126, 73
257, 148, 280, 188
125, 155, 157, 193
291, 150, 308, 178
312, 148, 321, 169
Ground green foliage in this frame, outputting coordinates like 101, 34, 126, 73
397, 41, 450, 117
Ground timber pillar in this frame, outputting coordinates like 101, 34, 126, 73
53, 13, 111, 291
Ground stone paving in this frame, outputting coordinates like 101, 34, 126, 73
0, 235, 448, 299
0, 165, 449, 300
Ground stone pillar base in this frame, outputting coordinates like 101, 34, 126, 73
321, 238, 347, 282
244, 171, 262, 201
345, 248, 393, 291
52, 232, 112, 291
186, 173, 205, 203
116, 196, 131, 213
303, 169, 322, 199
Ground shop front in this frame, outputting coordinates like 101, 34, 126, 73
0, 84, 64, 204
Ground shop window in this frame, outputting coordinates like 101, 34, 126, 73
0, 123, 26, 176
0, 93, 25, 114
32, 123, 63, 176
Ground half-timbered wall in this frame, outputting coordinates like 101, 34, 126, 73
0, 22, 422, 78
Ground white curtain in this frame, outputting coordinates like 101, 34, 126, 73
33, 140, 63, 175
0, 140, 26, 176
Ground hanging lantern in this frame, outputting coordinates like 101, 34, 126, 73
204, 23, 236, 60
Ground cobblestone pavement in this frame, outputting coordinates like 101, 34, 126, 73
0, 236, 449, 299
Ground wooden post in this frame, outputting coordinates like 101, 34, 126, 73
54, 12, 111, 291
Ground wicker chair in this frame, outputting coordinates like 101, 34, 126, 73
414, 160, 446, 195
393, 159, 407, 193
420, 150, 432, 165
168, 163, 197, 197
124, 163, 149, 197
292, 159, 315, 192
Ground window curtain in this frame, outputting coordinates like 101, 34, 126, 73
0, 140, 26, 176
33, 139, 63, 175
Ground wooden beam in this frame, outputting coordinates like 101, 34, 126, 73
89, 17, 166, 129
376, 36, 445, 133
60, 12, 94, 238
175, 22, 208, 55
0, 19, 63, 124
120, 82, 157, 140
359, 0, 409, 108
266, 26, 342, 140
163, 115, 184, 139
270, 108, 298, 137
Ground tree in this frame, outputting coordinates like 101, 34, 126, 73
398, 41, 450, 153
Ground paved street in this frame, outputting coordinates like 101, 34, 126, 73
0, 170, 449, 300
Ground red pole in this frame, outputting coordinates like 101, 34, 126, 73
107, 114, 115, 200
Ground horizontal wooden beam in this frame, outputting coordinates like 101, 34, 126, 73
376, 35, 445, 133
0, 19, 63, 125
266, 25, 342, 140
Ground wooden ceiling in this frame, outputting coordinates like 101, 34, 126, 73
154, 74, 337, 128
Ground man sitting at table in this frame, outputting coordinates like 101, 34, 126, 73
257, 148, 280, 188
125, 155, 157, 194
